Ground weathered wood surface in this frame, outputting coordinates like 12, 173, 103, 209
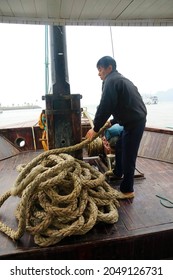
0, 127, 43, 152
0, 135, 20, 160
139, 127, 173, 163
0, 151, 173, 260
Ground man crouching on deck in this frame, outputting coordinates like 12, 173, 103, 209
86, 56, 147, 199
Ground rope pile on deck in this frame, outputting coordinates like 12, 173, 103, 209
0, 123, 120, 247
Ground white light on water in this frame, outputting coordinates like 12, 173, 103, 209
0, 108, 42, 128
84, 101, 173, 130
0, 102, 172, 130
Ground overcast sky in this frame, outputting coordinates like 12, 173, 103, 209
0, 24, 45, 106
66, 26, 173, 106
0, 24, 173, 107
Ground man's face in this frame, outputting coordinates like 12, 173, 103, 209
97, 65, 112, 80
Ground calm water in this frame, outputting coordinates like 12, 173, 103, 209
0, 108, 42, 128
0, 102, 173, 130
85, 101, 173, 130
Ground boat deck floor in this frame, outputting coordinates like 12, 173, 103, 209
0, 151, 173, 260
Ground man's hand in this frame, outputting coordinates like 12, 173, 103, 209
85, 129, 97, 141
106, 120, 112, 128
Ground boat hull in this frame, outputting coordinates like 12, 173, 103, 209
0, 151, 173, 259
0, 126, 173, 259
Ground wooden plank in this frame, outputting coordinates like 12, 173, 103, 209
139, 128, 173, 163
0, 152, 173, 259
0, 135, 20, 160
0, 127, 43, 151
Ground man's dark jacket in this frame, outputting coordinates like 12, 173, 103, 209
93, 70, 147, 132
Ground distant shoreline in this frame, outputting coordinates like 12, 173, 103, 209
0, 105, 41, 111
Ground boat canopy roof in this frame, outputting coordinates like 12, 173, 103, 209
0, 0, 173, 26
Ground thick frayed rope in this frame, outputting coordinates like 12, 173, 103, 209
0, 123, 120, 247
0, 153, 119, 247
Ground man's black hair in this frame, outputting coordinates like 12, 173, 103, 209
96, 56, 117, 70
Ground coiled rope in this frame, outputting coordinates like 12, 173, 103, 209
0, 123, 120, 247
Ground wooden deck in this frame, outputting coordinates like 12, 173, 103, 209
0, 150, 173, 260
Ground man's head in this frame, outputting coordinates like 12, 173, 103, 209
96, 56, 116, 80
